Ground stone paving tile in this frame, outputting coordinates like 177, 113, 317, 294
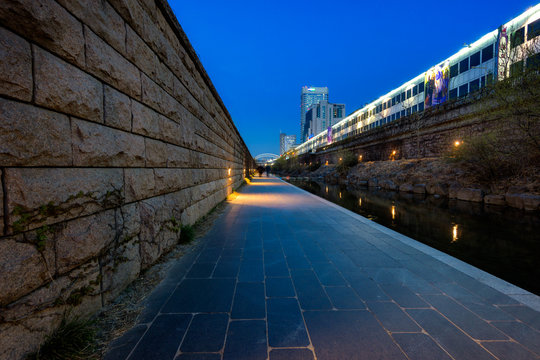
231, 282, 265, 319
490, 321, 540, 356
391, 333, 453, 360
268, 348, 314, 360
266, 277, 295, 297
175, 354, 221, 360
129, 314, 191, 360
223, 320, 267, 360
103, 324, 147, 360
285, 255, 312, 270
186, 263, 215, 278
367, 301, 421, 332
238, 259, 264, 282
481, 340, 539, 360
342, 271, 390, 302
347, 249, 402, 268
267, 298, 309, 347
311, 262, 347, 286
162, 279, 235, 313
407, 309, 496, 360
304, 310, 406, 360
325, 286, 366, 309
212, 259, 241, 278
498, 305, 540, 331
422, 295, 509, 340
291, 269, 332, 310
380, 284, 430, 308
180, 314, 228, 353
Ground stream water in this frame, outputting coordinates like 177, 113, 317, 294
287, 179, 540, 295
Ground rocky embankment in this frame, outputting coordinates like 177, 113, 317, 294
280, 158, 540, 211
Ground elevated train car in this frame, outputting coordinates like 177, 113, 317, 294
295, 4, 540, 156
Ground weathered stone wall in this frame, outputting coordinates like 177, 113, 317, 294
0, 1, 252, 358
310, 98, 497, 164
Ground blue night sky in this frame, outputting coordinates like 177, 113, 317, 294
169, 0, 536, 156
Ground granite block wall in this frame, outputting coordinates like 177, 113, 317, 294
0, 0, 253, 358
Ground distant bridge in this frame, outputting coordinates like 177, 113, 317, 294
254, 153, 279, 165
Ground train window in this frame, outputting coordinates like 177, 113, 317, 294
413, 86, 418, 96
526, 53, 540, 70
418, 102, 424, 111
396, 112, 401, 119
487, 73, 494, 85
480, 76, 485, 88
510, 60, 524, 77
406, 89, 411, 99
418, 82, 424, 93
528, 19, 540, 40
450, 64, 459, 78
387, 100, 391, 108
470, 51, 480, 68
383, 102, 386, 110
400, 110, 405, 117
401, 92, 405, 102
459, 84, 468, 97
459, 58, 469, 73
449, 88, 458, 99
511, 27, 525, 48
392, 97, 396, 106
469, 79, 479, 93
412, 105, 418, 113
482, 44, 493, 62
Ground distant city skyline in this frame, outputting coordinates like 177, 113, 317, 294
169, 0, 536, 156
300, 86, 328, 142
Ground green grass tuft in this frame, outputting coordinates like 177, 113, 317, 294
180, 224, 195, 243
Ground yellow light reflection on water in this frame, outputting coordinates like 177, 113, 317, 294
326, 186, 328, 193
339, 192, 342, 199
391, 205, 396, 220
358, 198, 362, 207
452, 224, 459, 242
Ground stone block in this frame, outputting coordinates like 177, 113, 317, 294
156, 60, 174, 94
104, 85, 132, 131
484, 194, 506, 206
126, 24, 157, 78
132, 100, 182, 145
0, 0, 84, 67
56, 0, 126, 54
448, 185, 460, 199
413, 184, 426, 194
55, 210, 116, 274
505, 193, 540, 211
0, 236, 51, 306
426, 182, 448, 196
34, 46, 103, 122
118, 202, 141, 241
173, 75, 201, 117
125, 168, 156, 202
167, 144, 192, 168
0, 98, 72, 166
85, 27, 141, 99
108, 0, 145, 35
5, 168, 123, 233
457, 188, 484, 202
101, 236, 141, 302
72, 118, 145, 167
0, 169, 2, 236
0, 27, 32, 101
379, 179, 397, 191
154, 169, 190, 195
145, 138, 168, 167
399, 183, 414, 193
141, 73, 181, 122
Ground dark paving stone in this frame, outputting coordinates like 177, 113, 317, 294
422, 295, 508, 340
137, 281, 179, 323
266, 277, 295, 297
231, 282, 265, 319
324, 252, 359, 272
400, 259, 453, 283
499, 305, 540, 331
265, 258, 290, 277
285, 255, 311, 270
223, 320, 267, 360
342, 271, 389, 302
391, 333, 452, 360
291, 269, 332, 310
325, 286, 365, 309
103, 324, 147, 360
212, 259, 240, 278
180, 314, 228, 352
221, 248, 242, 257
367, 301, 421, 332
347, 249, 401, 268
304, 310, 406, 360
269, 349, 314, 360
129, 314, 191, 360
481, 340, 539, 360
267, 298, 309, 347
197, 248, 222, 262
380, 284, 429, 308
312, 262, 347, 286
302, 247, 328, 262
243, 248, 263, 259
186, 263, 215, 278
363, 267, 441, 294
238, 259, 264, 282
282, 246, 305, 258
491, 321, 540, 355
453, 276, 519, 305
163, 279, 235, 313
407, 309, 495, 360
175, 354, 221, 360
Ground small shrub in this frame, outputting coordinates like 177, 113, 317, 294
27, 317, 97, 360
336, 151, 358, 174
180, 225, 195, 243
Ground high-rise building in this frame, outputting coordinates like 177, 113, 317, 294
300, 86, 328, 142
303, 100, 345, 140
280, 133, 297, 155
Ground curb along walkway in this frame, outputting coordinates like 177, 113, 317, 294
105, 177, 540, 360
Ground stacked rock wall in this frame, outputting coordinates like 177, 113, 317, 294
0, 0, 253, 358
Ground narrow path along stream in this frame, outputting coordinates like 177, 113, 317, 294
287, 179, 540, 295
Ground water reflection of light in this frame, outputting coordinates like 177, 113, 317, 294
326, 186, 328, 193
452, 224, 459, 242
358, 198, 362, 207
391, 205, 396, 220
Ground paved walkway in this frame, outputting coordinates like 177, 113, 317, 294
105, 177, 540, 360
